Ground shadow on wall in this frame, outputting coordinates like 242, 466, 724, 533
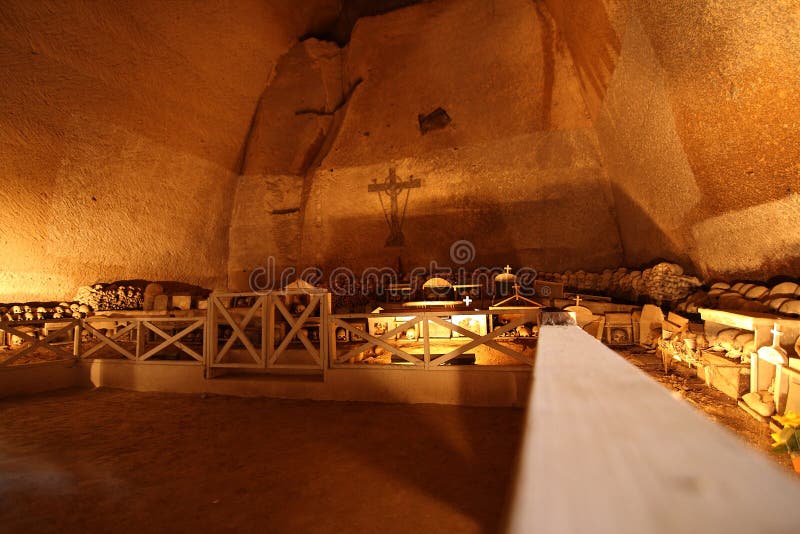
689, 192, 800, 281
608, 184, 698, 275
611, 183, 800, 281
312, 182, 624, 274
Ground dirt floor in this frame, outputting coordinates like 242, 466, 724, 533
0, 388, 524, 533
618, 348, 797, 474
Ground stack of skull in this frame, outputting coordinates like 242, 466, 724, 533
1, 303, 90, 322
537, 262, 701, 304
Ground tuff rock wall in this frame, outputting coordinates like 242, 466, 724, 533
550, 0, 800, 280
0, 0, 338, 301
3, 0, 798, 301
230, 0, 625, 286
232, 0, 800, 286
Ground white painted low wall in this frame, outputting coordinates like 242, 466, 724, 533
0, 360, 89, 398
509, 325, 800, 533
84, 359, 531, 407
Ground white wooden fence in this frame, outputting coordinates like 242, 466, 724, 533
80, 316, 205, 362
0, 316, 205, 366
206, 290, 329, 375
1, 291, 537, 374
0, 317, 80, 366
330, 309, 537, 370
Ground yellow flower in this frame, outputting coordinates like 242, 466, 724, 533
774, 410, 800, 428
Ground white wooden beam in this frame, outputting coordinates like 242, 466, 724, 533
509, 326, 800, 534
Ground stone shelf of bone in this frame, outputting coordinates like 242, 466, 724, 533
700, 308, 800, 423
677, 280, 800, 316
699, 308, 800, 351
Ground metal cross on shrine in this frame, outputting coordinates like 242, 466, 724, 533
368, 168, 421, 247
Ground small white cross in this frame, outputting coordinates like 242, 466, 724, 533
463, 295, 473, 306
504, 265, 512, 274
771, 322, 783, 340
574, 295, 582, 307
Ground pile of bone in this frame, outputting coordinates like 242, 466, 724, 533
538, 262, 701, 303
1, 303, 90, 322
675, 281, 800, 316
701, 328, 756, 361
75, 284, 143, 311
665, 374, 691, 393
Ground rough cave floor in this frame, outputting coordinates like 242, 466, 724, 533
0, 389, 523, 533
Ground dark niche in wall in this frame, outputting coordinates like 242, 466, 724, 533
418, 107, 452, 134
301, 0, 428, 46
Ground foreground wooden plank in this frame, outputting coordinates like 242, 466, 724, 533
509, 326, 800, 534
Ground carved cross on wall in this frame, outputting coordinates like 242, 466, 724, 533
368, 168, 421, 247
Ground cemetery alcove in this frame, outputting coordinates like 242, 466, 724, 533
3, 3, 800, 531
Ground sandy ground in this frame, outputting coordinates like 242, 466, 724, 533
618, 348, 797, 474
0, 388, 524, 533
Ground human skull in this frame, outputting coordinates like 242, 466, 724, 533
585, 273, 599, 290
24, 311, 35, 321
78, 304, 90, 316
12, 305, 22, 317
610, 328, 629, 345
23, 305, 32, 313
70, 303, 80, 313
335, 328, 348, 342
36, 307, 47, 320
598, 272, 612, 291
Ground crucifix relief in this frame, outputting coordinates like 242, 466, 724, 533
368, 168, 421, 247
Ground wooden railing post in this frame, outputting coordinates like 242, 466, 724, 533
73, 319, 82, 359
422, 313, 431, 370
135, 320, 145, 361
265, 294, 274, 369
